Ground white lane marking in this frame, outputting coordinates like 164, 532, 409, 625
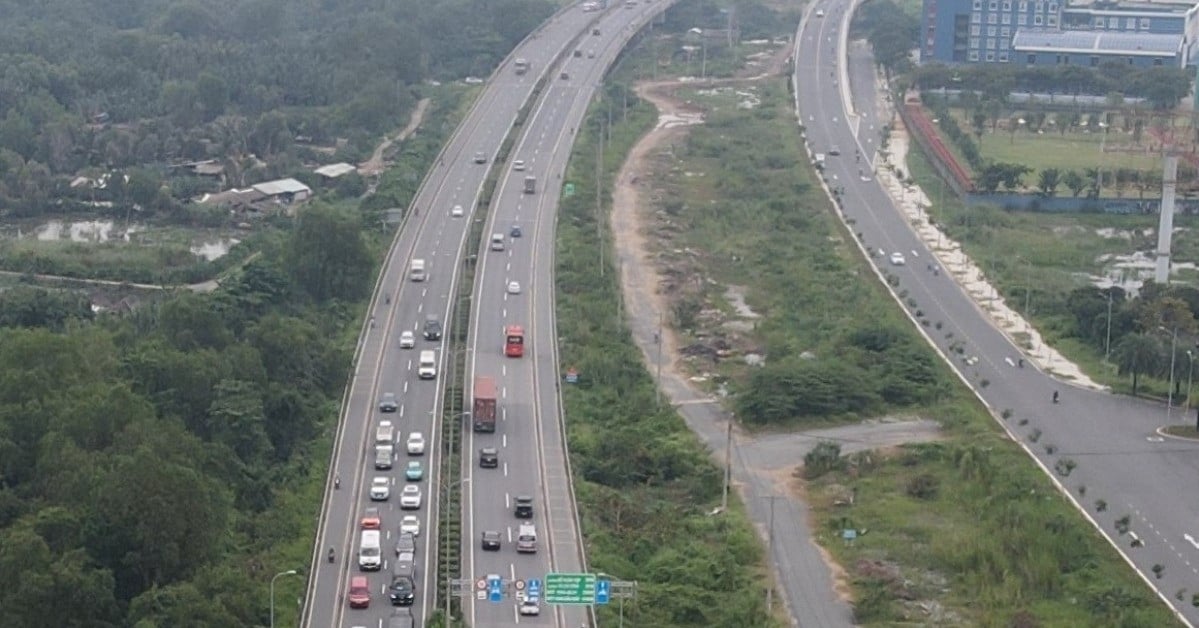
502, 386, 507, 399
503, 309, 508, 319
1184, 534, 1199, 550
403, 381, 409, 394
418, 303, 424, 314
507, 527, 514, 543
505, 493, 511, 509
501, 406, 507, 421
502, 433, 508, 448
503, 462, 509, 477
502, 364, 507, 377
399, 405, 405, 418
421, 289, 427, 298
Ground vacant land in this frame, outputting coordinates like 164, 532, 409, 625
606, 62, 1175, 624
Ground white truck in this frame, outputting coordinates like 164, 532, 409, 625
418, 350, 437, 380
359, 530, 382, 570
409, 258, 426, 282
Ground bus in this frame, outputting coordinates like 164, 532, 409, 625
504, 325, 525, 358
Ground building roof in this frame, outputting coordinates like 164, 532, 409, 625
1068, 0, 1195, 12
314, 162, 356, 178
198, 188, 266, 206
251, 178, 312, 197
1012, 28, 1183, 56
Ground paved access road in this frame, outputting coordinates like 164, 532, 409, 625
798, 0, 1199, 624
462, 3, 675, 627
299, 7, 607, 628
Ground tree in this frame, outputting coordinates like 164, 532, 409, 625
1063, 169, 1086, 197
286, 203, 373, 302
971, 109, 987, 145
195, 72, 228, 121
1116, 332, 1162, 395
1037, 167, 1061, 197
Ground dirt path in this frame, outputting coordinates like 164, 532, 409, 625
358, 98, 431, 177
609, 42, 942, 626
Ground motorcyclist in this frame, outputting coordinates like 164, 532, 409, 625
1052, 390, 1059, 403
328, 547, 335, 563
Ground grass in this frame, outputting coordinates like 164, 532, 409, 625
626, 63, 1177, 624
554, 72, 780, 628
907, 142, 1199, 395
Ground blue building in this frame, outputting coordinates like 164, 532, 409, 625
920, 0, 1196, 65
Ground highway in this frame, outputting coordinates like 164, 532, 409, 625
462, 3, 673, 627
299, 6, 609, 628
797, 0, 1199, 624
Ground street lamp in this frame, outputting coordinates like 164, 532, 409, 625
270, 569, 299, 628
1159, 325, 1179, 420
1186, 350, 1195, 416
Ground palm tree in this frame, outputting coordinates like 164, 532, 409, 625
1116, 332, 1163, 396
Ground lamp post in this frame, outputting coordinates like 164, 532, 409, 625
1186, 350, 1195, 416
270, 569, 299, 628
1160, 325, 1179, 420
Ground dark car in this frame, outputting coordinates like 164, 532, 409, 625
479, 447, 499, 468
423, 318, 442, 341
514, 495, 533, 519
379, 392, 398, 413
389, 575, 416, 606
509, 225, 522, 238
573, 49, 583, 57
592, 27, 601, 35
481, 530, 502, 551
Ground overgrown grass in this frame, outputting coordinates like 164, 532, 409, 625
555, 82, 778, 627
639, 73, 1175, 624
907, 144, 1199, 395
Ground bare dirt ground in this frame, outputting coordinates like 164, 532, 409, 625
609, 40, 943, 624
358, 98, 431, 177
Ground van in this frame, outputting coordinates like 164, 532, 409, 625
394, 551, 416, 578
490, 233, 505, 252
359, 530, 382, 570
516, 523, 537, 553
418, 350, 437, 379
375, 444, 394, 470
409, 258, 426, 282
523, 176, 536, 194
376, 420, 395, 445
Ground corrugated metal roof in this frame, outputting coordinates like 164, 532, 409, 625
252, 178, 311, 196
1012, 28, 1182, 55
314, 163, 356, 178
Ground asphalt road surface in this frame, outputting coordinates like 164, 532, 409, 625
798, 0, 1199, 624
462, 3, 676, 627
299, 6, 606, 628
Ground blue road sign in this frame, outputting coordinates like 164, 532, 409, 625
527, 578, 542, 599
488, 575, 503, 603
594, 579, 611, 605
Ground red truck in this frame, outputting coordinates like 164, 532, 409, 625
473, 376, 497, 433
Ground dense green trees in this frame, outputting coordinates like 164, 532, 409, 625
0, 214, 360, 623
913, 63, 1193, 107
0, 0, 555, 214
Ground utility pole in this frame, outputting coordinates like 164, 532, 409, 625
765, 495, 777, 613
721, 416, 733, 511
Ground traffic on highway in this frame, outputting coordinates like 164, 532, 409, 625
797, 0, 1199, 624
300, 1, 671, 627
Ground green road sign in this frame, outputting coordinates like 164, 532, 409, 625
563, 183, 576, 197
544, 572, 596, 605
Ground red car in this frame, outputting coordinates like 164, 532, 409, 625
348, 576, 370, 608
360, 507, 381, 530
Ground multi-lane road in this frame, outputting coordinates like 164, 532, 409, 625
300, 6, 604, 627
302, 2, 674, 627
463, 3, 672, 627
798, 0, 1199, 624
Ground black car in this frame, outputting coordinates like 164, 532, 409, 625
389, 575, 416, 606
423, 319, 442, 341
509, 225, 522, 238
481, 530, 502, 551
514, 495, 533, 519
479, 447, 499, 468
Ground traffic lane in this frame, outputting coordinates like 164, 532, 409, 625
811, 73, 1199, 620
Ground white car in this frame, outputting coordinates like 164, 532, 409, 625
400, 485, 422, 510
507, 281, 521, 295
451, 204, 464, 218
400, 515, 421, 537
513, 160, 526, 171
889, 252, 906, 266
407, 432, 426, 455
816, 8, 825, 16
399, 330, 415, 349
369, 477, 390, 501
519, 599, 541, 616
